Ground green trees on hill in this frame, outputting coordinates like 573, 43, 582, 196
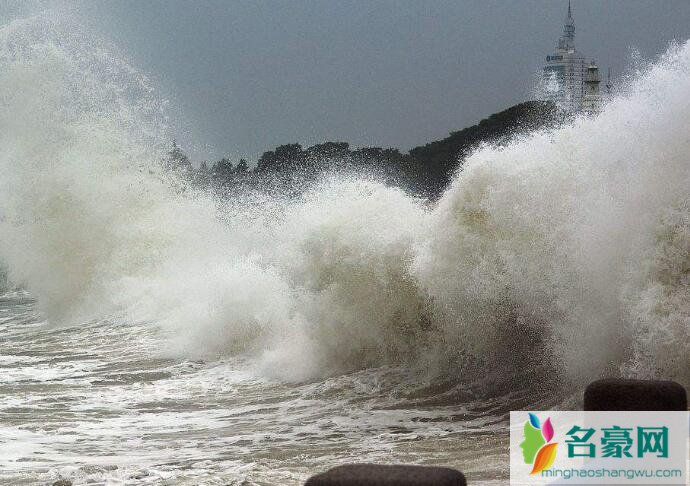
166, 101, 557, 198
164, 141, 193, 172
409, 101, 557, 193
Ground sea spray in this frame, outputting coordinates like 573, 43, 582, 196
0, 15, 687, 389
417, 41, 690, 385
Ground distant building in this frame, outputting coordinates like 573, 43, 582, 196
582, 63, 602, 113
543, 1, 602, 113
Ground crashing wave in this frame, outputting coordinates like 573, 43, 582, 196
0, 15, 687, 390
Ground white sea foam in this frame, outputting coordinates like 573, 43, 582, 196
0, 15, 687, 389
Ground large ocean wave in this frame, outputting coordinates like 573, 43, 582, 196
0, 15, 687, 391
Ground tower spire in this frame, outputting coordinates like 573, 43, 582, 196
561, 0, 575, 47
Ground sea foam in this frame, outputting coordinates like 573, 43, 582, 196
0, 15, 687, 389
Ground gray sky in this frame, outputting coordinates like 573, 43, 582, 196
3, 1, 690, 163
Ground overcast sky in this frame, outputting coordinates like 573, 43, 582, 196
3, 1, 690, 162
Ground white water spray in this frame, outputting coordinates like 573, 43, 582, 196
0, 16, 688, 389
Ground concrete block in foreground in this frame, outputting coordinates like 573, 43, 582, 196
584, 378, 687, 411
304, 464, 466, 486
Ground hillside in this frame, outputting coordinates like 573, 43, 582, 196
169, 100, 559, 199
409, 100, 558, 196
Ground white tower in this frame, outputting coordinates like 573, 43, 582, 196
542, 1, 598, 113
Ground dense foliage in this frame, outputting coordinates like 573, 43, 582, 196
166, 101, 557, 199
409, 101, 558, 193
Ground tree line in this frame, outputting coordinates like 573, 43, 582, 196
165, 101, 557, 199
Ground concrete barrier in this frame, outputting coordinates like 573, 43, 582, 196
304, 464, 466, 486
584, 378, 687, 411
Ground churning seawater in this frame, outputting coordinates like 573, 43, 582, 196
0, 13, 688, 486
1, 290, 536, 485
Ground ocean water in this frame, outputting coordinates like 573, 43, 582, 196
1, 291, 534, 485
0, 14, 688, 486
